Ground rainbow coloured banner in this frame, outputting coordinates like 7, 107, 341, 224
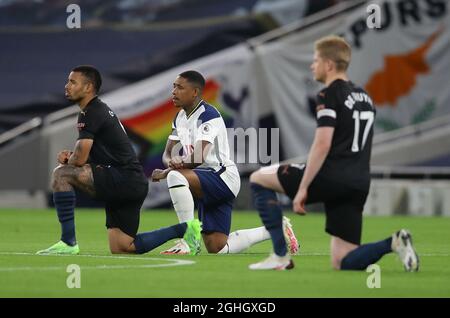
101, 44, 253, 206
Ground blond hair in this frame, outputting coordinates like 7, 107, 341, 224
314, 35, 351, 72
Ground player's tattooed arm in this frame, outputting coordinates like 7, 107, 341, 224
68, 139, 93, 167
57, 150, 73, 164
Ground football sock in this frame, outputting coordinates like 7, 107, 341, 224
340, 237, 392, 270
53, 191, 77, 246
167, 170, 195, 223
134, 223, 187, 254
250, 183, 287, 257
218, 226, 271, 254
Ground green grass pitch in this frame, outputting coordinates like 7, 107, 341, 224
0, 209, 449, 297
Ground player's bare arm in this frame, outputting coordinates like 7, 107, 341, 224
68, 139, 93, 166
162, 136, 180, 168
151, 168, 171, 182
152, 140, 211, 182
293, 127, 334, 214
151, 137, 180, 182
168, 156, 184, 169
51, 138, 97, 196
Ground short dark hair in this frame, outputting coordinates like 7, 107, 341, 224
72, 65, 102, 93
178, 70, 205, 91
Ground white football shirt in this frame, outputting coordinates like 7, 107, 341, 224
168, 100, 240, 197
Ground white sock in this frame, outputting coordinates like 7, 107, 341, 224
167, 170, 194, 223
218, 226, 271, 254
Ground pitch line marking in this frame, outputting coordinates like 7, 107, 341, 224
297, 252, 450, 257
0, 252, 195, 271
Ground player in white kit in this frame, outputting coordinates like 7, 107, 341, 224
151, 70, 299, 254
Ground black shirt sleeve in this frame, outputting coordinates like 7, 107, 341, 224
316, 87, 338, 128
78, 107, 106, 140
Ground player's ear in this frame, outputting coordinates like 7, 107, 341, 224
327, 59, 335, 72
193, 87, 200, 98
85, 81, 94, 94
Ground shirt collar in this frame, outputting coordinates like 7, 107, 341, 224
186, 99, 204, 119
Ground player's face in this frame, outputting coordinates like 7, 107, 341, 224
172, 76, 198, 108
64, 72, 90, 102
311, 52, 327, 83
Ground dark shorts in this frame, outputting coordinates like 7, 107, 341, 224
90, 163, 148, 238
277, 164, 368, 245
193, 168, 235, 235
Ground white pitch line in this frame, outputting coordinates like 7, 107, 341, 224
297, 252, 450, 257
2, 252, 449, 257
0, 252, 195, 272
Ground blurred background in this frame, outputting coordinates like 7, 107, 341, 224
0, 0, 449, 217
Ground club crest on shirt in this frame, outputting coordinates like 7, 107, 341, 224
77, 122, 85, 131
202, 123, 211, 135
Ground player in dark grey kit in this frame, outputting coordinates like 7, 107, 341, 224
249, 36, 419, 271
37, 65, 201, 255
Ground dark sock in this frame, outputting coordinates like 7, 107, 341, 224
134, 223, 187, 254
251, 183, 287, 256
53, 191, 76, 246
340, 237, 392, 270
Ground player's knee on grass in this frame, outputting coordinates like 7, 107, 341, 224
203, 233, 228, 254
109, 242, 134, 254
110, 247, 133, 254
204, 242, 226, 254
331, 248, 344, 270
108, 228, 135, 254
110, 246, 124, 254
330, 236, 359, 270
331, 256, 342, 270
